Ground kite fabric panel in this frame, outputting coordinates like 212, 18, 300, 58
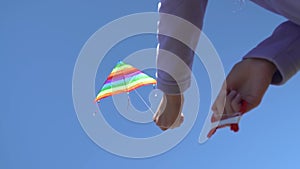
95, 61, 157, 103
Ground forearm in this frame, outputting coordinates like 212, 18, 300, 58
156, 0, 208, 94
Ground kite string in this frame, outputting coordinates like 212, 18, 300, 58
119, 62, 154, 114
133, 89, 155, 115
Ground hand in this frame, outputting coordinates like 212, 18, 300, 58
212, 58, 277, 119
153, 94, 184, 130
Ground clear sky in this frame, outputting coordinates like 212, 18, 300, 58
2, 0, 300, 169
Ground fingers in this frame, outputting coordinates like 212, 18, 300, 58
170, 113, 184, 129
231, 92, 242, 113
160, 127, 168, 131
212, 90, 243, 122
153, 94, 184, 131
211, 84, 227, 121
224, 90, 238, 115
154, 112, 184, 130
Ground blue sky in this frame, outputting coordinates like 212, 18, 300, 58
2, 0, 300, 169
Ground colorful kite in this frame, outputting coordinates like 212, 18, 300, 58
95, 61, 157, 103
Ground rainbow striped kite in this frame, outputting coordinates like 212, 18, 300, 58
95, 61, 157, 103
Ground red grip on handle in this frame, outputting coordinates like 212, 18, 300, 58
230, 100, 247, 132
240, 100, 248, 114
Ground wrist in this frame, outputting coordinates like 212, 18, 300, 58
244, 58, 277, 81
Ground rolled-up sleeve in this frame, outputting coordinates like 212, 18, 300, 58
156, 0, 208, 94
244, 21, 300, 85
